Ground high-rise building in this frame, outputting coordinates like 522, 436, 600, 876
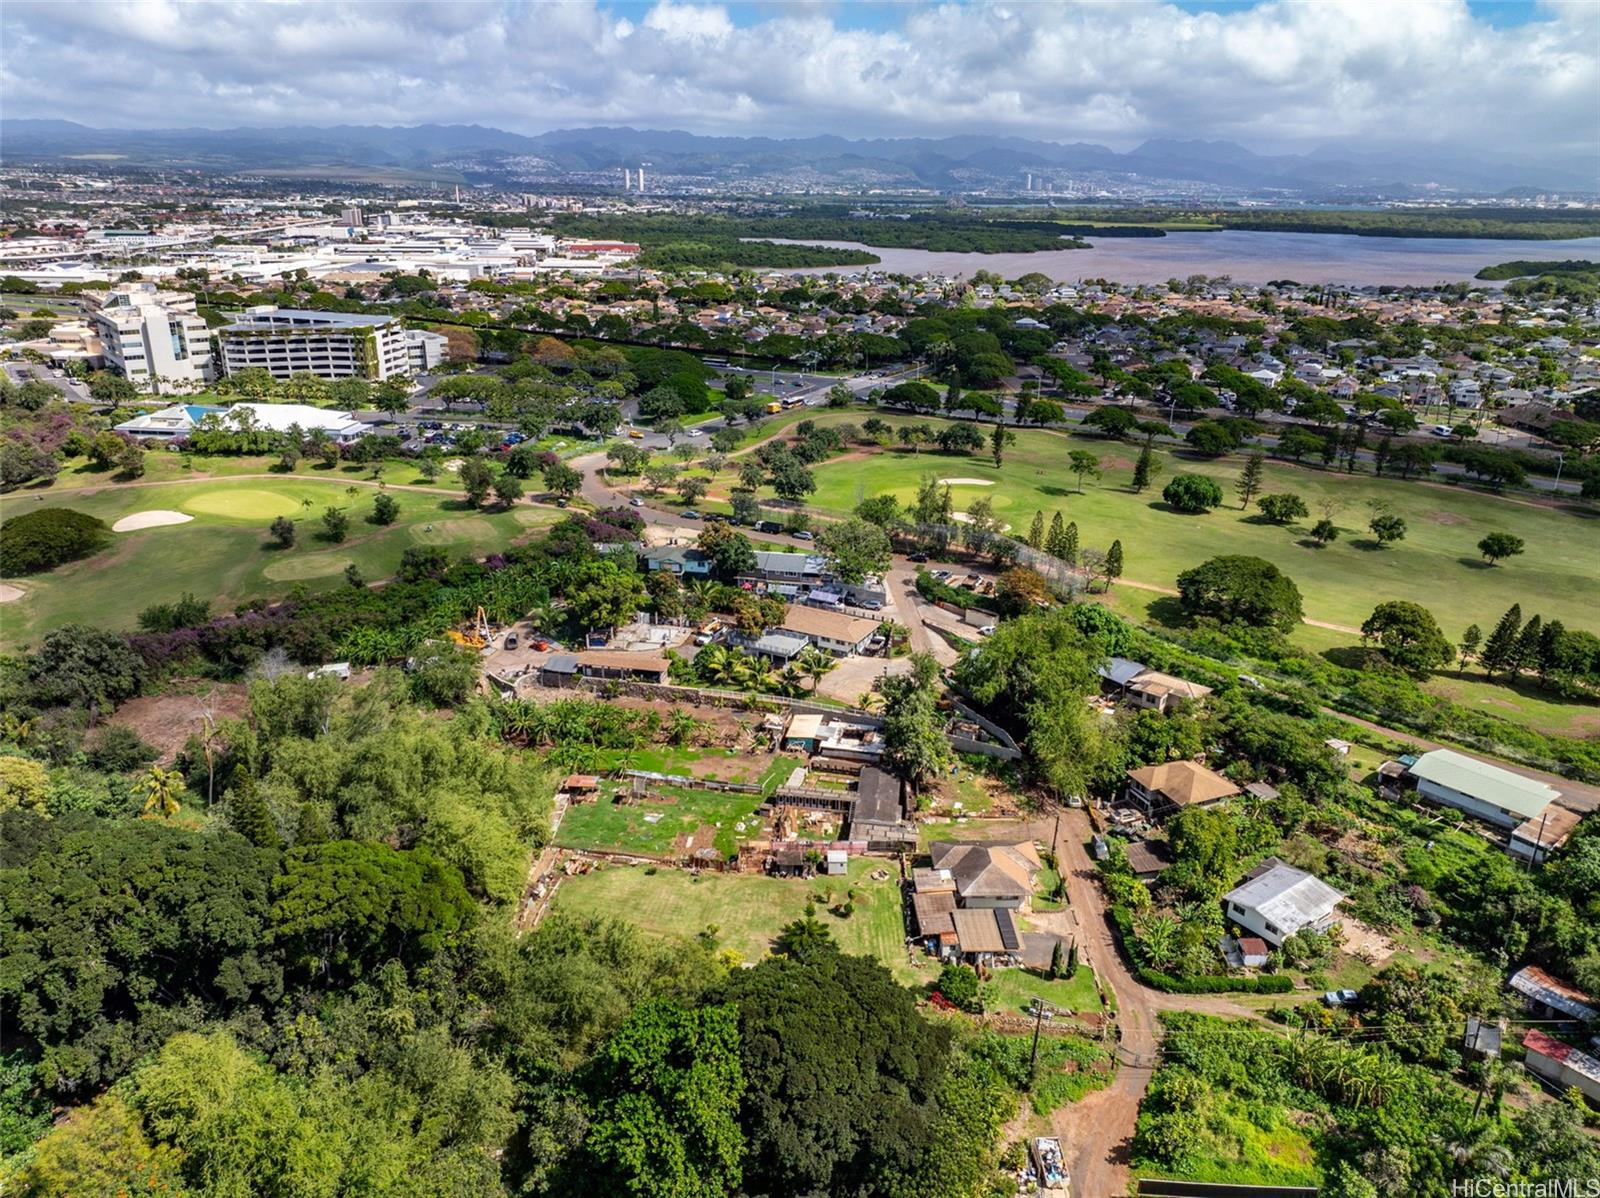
86, 281, 214, 394
217, 307, 411, 381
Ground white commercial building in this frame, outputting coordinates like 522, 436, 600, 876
403, 327, 449, 374
116, 401, 368, 444
218, 307, 411, 381
86, 282, 214, 394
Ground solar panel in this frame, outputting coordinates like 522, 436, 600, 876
995, 908, 1021, 952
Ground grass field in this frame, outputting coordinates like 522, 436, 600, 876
988, 964, 1104, 1015
0, 476, 558, 649
41, 449, 464, 494
550, 857, 919, 977
555, 788, 767, 857
755, 415, 1598, 637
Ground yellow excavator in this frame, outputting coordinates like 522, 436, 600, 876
447, 606, 493, 650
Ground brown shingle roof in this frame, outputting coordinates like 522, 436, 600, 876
781, 604, 879, 645
1127, 761, 1239, 807
913, 891, 957, 937
928, 841, 1040, 899
575, 650, 669, 675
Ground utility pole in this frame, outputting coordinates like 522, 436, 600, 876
1026, 999, 1058, 1084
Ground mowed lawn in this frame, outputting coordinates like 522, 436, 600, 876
783, 417, 1597, 635
551, 858, 917, 977
0, 477, 557, 649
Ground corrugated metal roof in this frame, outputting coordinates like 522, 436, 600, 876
1408, 749, 1559, 820
1510, 966, 1599, 1022
1224, 859, 1344, 930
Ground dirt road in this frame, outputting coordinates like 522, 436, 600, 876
1047, 807, 1160, 1197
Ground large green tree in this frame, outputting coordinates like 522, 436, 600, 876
1360, 601, 1455, 676
581, 999, 745, 1198
1176, 555, 1303, 633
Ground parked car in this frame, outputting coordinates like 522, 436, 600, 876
1322, 989, 1360, 1008
687, 427, 704, 437
857, 599, 883, 612
908, 552, 929, 563
627, 428, 645, 439
693, 632, 715, 646
1432, 424, 1453, 437
977, 624, 997, 637
629, 497, 644, 507
681, 510, 701, 520
792, 529, 813, 540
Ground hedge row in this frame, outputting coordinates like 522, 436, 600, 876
1108, 904, 1296, 996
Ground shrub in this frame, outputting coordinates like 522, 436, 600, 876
0, 508, 111, 574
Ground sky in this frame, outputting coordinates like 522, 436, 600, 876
2, 0, 1596, 163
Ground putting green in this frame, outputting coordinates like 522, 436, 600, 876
182, 488, 302, 520
262, 554, 353, 581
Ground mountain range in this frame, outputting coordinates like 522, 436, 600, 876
2, 119, 1591, 195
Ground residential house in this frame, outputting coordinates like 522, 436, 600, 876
1406, 749, 1561, 832
781, 712, 885, 761
1521, 1030, 1600, 1103
779, 604, 880, 656
1125, 761, 1240, 820
643, 545, 714, 578
1509, 966, 1598, 1024
1222, 857, 1344, 947
928, 841, 1042, 910
574, 650, 670, 684
1095, 657, 1212, 712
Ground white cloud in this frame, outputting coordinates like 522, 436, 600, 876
1, 0, 1594, 163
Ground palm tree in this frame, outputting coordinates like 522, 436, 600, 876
664, 706, 701, 747
796, 647, 837, 693
141, 765, 181, 819
778, 665, 806, 697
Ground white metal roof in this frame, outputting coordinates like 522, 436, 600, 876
1224, 860, 1344, 932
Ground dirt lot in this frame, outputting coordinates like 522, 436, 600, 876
814, 652, 910, 702
109, 686, 251, 764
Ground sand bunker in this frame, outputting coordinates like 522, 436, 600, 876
113, 510, 194, 532
0, 584, 25, 603
952, 511, 1011, 532
937, 478, 996, 486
